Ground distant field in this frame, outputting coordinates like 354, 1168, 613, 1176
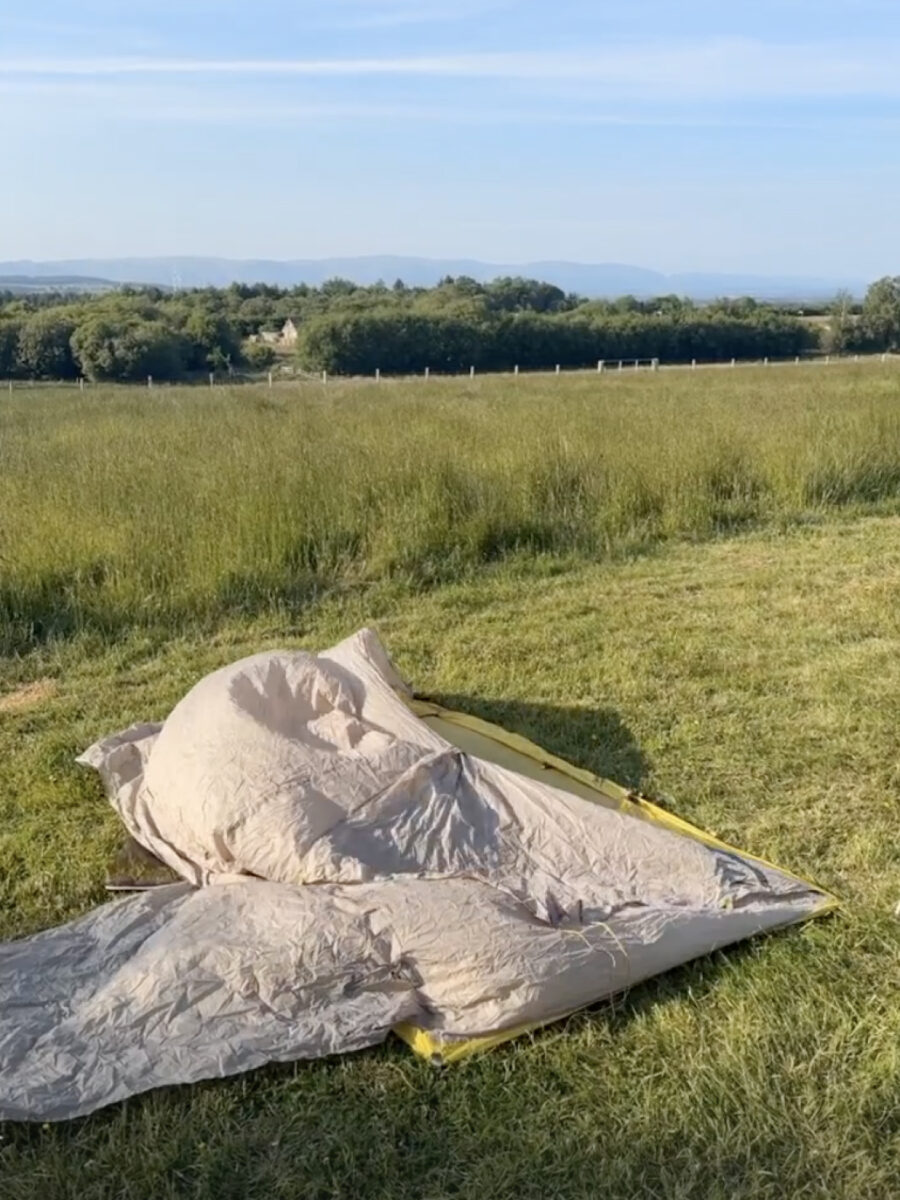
2, 364, 900, 656
2, 366, 900, 1198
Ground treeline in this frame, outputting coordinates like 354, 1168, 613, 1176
0, 292, 244, 382
2, 274, 899, 382
297, 309, 816, 375
292, 276, 899, 372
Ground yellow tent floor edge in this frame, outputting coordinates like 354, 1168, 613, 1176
392, 696, 839, 1065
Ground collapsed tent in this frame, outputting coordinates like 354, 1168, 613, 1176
0, 629, 835, 1121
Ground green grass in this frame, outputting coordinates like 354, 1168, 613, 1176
2, 365, 900, 656
2, 371, 900, 1198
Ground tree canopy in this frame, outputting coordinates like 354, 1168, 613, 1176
0, 274, 892, 383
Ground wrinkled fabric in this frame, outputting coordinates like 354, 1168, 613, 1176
0, 629, 828, 1120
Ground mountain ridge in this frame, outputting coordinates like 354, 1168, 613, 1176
0, 256, 866, 301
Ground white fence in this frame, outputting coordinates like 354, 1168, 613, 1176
4, 352, 898, 393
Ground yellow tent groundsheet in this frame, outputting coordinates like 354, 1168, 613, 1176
0, 629, 834, 1120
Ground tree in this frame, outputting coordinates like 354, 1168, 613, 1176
320, 277, 358, 298
178, 307, 242, 371
650, 294, 692, 316
485, 277, 570, 314
17, 310, 78, 378
243, 342, 277, 371
71, 317, 187, 381
826, 289, 855, 354
236, 295, 278, 337
861, 277, 900, 350
0, 319, 22, 377
612, 295, 641, 314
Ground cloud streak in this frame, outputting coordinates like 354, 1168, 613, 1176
312, 0, 517, 28
3, 40, 900, 98
2, 78, 878, 132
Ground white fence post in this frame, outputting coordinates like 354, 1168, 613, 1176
731, 357, 736, 367
470, 365, 475, 379
597, 360, 603, 373
555, 364, 560, 375
322, 370, 327, 385
795, 356, 800, 364
147, 375, 153, 389
652, 357, 659, 372
209, 372, 214, 387
375, 368, 380, 382
79, 377, 85, 392
425, 366, 430, 380
618, 360, 623, 372
825, 355, 830, 365
267, 371, 273, 388
514, 364, 519, 377
764, 357, 769, 366
8, 379, 12, 394
691, 359, 696, 370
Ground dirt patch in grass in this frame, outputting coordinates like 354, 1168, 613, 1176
0, 678, 57, 713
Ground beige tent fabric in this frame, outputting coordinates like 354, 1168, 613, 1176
0, 629, 829, 1121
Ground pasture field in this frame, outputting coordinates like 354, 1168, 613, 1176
3, 364, 900, 657
1, 366, 900, 1199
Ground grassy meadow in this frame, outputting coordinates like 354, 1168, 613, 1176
2, 365, 900, 1198
3, 364, 900, 656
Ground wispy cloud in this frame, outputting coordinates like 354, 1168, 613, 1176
1, 76, 893, 135
128, 102, 790, 129
3, 40, 900, 99
0, 0, 513, 23
311, 0, 517, 28
0, 77, 771, 127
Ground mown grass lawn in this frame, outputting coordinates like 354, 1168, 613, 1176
2, 513, 899, 1200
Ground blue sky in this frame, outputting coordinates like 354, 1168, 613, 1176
1, 1, 898, 276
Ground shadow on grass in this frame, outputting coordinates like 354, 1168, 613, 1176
418, 691, 651, 790
0, 521, 761, 659
0, 568, 324, 658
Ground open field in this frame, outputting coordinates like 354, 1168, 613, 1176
3, 364, 900, 657
2, 368, 900, 1198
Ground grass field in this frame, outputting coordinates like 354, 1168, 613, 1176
2, 367, 900, 1198
3, 365, 900, 657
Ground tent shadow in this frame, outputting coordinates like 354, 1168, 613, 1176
415, 691, 651, 791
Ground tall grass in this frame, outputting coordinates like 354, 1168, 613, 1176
2, 365, 900, 654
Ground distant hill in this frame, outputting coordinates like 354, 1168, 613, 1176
0, 257, 867, 301
0, 274, 120, 295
